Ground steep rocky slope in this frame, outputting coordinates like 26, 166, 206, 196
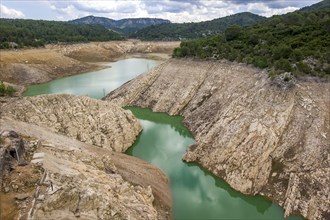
105, 59, 330, 220
0, 122, 171, 220
0, 95, 171, 219
1, 94, 141, 152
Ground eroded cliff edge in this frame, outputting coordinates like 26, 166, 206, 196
0, 95, 171, 220
105, 58, 330, 220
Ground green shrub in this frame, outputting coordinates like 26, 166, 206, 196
291, 49, 303, 61
268, 70, 278, 78
225, 25, 241, 41
275, 59, 292, 72
0, 81, 16, 96
296, 61, 311, 74
254, 56, 269, 68
273, 44, 293, 60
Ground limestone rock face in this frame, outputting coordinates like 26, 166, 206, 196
105, 59, 330, 220
1, 94, 141, 152
0, 119, 171, 220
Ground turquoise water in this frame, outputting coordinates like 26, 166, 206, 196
24, 58, 302, 220
125, 107, 301, 220
24, 58, 160, 99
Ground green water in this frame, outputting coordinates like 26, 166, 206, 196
24, 58, 302, 220
125, 107, 301, 220
24, 58, 160, 99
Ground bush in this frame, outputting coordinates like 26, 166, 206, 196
225, 25, 241, 41
291, 49, 303, 61
296, 61, 311, 74
275, 59, 292, 72
0, 81, 16, 96
268, 70, 278, 78
273, 44, 293, 60
253, 56, 269, 68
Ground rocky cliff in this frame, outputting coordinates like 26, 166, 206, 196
105, 59, 330, 220
0, 95, 171, 219
1, 94, 141, 152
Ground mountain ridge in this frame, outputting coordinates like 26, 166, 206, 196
130, 12, 266, 40
68, 16, 171, 35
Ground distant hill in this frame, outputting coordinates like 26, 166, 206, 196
173, 0, 330, 77
130, 12, 266, 41
68, 16, 171, 35
0, 19, 123, 49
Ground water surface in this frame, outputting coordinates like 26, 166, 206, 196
126, 107, 301, 220
24, 58, 160, 99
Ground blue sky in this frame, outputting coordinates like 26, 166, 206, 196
0, 0, 322, 23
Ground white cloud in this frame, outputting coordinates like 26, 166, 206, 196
0, 4, 25, 18
244, 2, 299, 17
45, 0, 316, 22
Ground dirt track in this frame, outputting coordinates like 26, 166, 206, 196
0, 40, 179, 87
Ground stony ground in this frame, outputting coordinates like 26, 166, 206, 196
0, 95, 171, 220
105, 58, 330, 220
1, 94, 141, 152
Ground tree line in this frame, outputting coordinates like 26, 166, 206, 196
130, 12, 265, 41
0, 19, 124, 49
173, 8, 330, 77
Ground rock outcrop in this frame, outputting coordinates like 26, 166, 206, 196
1, 94, 141, 152
105, 58, 330, 220
0, 94, 171, 220
0, 123, 171, 220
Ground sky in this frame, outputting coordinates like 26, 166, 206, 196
0, 0, 323, 23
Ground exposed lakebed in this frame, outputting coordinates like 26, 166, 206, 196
24, 58, 301, 219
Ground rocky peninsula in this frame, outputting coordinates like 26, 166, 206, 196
105, 58, 330, 220
0, 95, 171, 219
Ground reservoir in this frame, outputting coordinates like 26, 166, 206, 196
24, 58, 160, 99
24, 58, 301, 219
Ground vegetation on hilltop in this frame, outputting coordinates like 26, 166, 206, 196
0, 81, 16, 96
173, 6, 330, 77
68, 16, 171, 35
0, 19, 124, 49
130, 12, 266, 41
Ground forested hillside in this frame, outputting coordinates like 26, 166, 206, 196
130, 12, 265, 40
0, 19, 123, 48
69, 16, 171, 35
173, 2, 330, 77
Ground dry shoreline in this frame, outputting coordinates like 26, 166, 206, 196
0, 40, 179, 93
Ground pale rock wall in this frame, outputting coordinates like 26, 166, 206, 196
105, 58, 330, 220
1, 94, 141, 152
0, 119, 171, 220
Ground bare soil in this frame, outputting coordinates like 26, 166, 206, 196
0, 40, 179, 87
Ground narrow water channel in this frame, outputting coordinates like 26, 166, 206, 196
24, 58, 161, 98
24, 58, 301, 220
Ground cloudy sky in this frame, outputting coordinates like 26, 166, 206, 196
0, 0, 322, 23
